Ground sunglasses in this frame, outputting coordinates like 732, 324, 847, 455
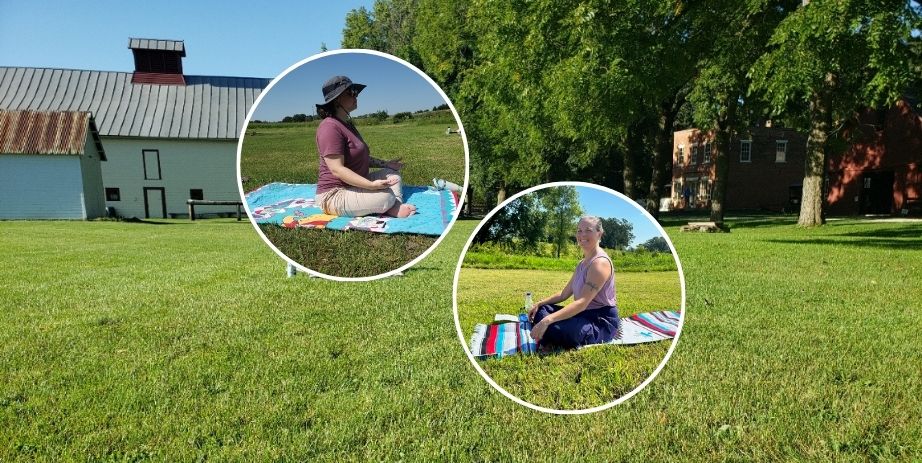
349, 87, 360, 97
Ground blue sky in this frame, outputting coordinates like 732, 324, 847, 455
0, 0, 375, 78
575, 185, 666, 248
252, 53, 448, 121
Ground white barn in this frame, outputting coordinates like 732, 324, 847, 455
0, 38, 270, 218
0, 110, 106, 219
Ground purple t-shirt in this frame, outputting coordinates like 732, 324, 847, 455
316, 117, 370, 193
572, 249, 617, 310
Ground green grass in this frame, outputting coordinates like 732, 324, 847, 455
456, 268, 681, 410
1, 216, 921, 460
463, 248, 678, 272
239, 118, 465, 276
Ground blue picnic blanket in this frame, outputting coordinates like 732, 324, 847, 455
245, 182, 457, 236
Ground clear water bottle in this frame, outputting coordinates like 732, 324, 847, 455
523, 292, 534, 313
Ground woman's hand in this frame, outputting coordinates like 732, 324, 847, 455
527, 303, 540, 323
370, 177, 398, 189
531, 318, 550, 342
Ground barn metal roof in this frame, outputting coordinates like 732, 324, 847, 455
0, 110, 103, 158
128, 38, 186, 55
0, 67, 271, 140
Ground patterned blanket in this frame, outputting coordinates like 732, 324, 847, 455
245, 182, 458, 236
469, 310, 681, 358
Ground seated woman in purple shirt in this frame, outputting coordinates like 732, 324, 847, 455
528, 216, 620, 349
313, 75, 417, 218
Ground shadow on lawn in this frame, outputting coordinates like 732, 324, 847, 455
763, 237, 921, 250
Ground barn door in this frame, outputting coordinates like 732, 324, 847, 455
144, 187, 167, 219
860, 171, 894, 215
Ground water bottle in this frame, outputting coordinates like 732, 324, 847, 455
286, 262, 297, 278
522, 292, 534, 324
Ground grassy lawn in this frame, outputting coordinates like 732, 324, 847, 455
456, 268, 681, 410
1, 216, 921, 460
239, 114, 465, 277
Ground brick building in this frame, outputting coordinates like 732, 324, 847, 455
826, 97, 921, 215
671, 125, 807, 212
672, 97, 922, 215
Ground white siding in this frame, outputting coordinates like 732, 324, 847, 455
79, 128, 106, 218
0, 154, 87, 219
100, 137, 239, 218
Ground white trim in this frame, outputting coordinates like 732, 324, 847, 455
740, 140, 752, 163
775, 140, 787, 163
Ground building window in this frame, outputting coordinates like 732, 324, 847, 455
775, 140, 787, 163
704, 142, 712, 163
190, 189, 204, 200
678, 145, 684, 164
143, 149, 161, 180
740, 140, 752, 163
691, 145, 699, 164
105, 188, 121, 201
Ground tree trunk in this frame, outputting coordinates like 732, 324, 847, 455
710, 102, 736, 224
496, 183, 507, 205
647, 96, 684, 218
623, 126, 642, 199
799, 81, 833, 226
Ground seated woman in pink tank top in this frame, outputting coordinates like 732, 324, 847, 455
528, 216, 620, 349
312, 75, 417, 218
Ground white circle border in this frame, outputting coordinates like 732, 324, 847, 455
236, 49, 471, 282
451, 181, 687, 414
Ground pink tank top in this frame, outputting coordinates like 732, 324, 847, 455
572, 248, 617, 310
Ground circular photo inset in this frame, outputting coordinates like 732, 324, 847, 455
238, 50, 468, 280
453, 182, 685, 413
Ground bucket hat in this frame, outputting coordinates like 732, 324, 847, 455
316, 75, 366, 109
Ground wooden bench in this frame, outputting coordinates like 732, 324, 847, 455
186, 200, 244, 221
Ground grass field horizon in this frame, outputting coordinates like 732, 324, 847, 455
1, 216, 920, 460
239, 116, 465, 277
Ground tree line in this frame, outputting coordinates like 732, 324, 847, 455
342, 0, 921, 226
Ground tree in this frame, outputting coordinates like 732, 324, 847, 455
473, 192, 545, 251
686, 0, 796, 224
538, 186, 582, 258
598, 217, 634, 250
750, 0, 922, 226
640, 236, 671, 252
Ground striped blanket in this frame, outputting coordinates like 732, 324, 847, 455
469, 310, 681, 358
245, 182, 458, 236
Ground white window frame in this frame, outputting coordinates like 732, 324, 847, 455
691, 145, 699, 164
740, 140, 752, 163
704, 142, 711, 163
678, 145, 684, 164
775, 140, 787, 163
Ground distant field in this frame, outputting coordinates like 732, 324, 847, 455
2, 217, 921, 460
238, 116, 465, 276
239, 113, 464, 192
463, 247, 678, 272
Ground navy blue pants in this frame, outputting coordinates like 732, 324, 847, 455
533, 304, 620, 349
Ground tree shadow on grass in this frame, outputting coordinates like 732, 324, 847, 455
837, 226, 922, 239
763, 237, 922, 251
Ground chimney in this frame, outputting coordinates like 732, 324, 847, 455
128, 38, 186, 85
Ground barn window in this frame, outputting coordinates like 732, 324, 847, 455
740, 140, 752, 163
143, 149, 161, 180
190, 189, 204, 200
775, 140, 787, 163
106, 188, 121, 201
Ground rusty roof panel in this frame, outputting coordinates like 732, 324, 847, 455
0, 110, 100, 156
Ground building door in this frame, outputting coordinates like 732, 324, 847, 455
144, 187, 167, 218
860, 171, 895, 214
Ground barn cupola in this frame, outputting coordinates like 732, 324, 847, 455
129, 38, 186, 85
